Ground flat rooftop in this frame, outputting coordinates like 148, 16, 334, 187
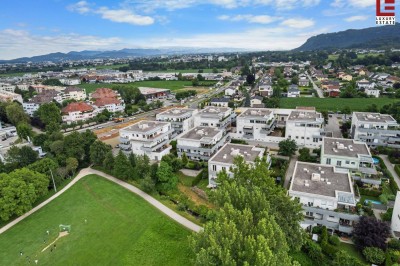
179, 126, 221, 140
288, 111, 320, 121
157, 108, 195, 117
290, 162, 351, 197
210, 143, 264, 164
239, 108, 273, 118
354, 112, 397, 123
199, 107, 230, 116
121, 120, 169, 133
138, 87, 170, 95
323, 138, 370, 158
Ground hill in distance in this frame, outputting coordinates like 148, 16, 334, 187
295, 23, 400, 51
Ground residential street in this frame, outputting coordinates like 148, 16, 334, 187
306, 72, 324, 98
0, 168, 202, 235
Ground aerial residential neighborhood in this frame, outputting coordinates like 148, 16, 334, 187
1, 1, 400, 266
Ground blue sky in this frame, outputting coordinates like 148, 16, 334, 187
0, 0, 388, 59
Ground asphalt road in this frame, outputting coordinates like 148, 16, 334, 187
325, 114, 343, 138
306, 72, 324, 98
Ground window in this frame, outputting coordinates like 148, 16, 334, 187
326, 158, 331, 165
212, 165, 216, 171
296, 136, 299, 139
313, 138, 319, 143
301, 137, 304, 139
222, 167, 226, 171
337, 161, 342, 166
329, 215, 335, 219
308, 202, 313, 207
346, 161, 350, 164
351, 162, 356, 165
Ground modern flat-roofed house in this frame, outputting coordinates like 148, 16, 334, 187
156, 108, 198, 137
176, 126, 228, 161
138, 87, 170, 100
208, 143, 266, 187
236, 108, 276, 140
351, 112, 400, 148
250, 96, 264, 108
321, 137, 379, 185
392, 192, 400, 239
285, 110, 325, 148
288, 162, 359, 234
194, 106, 234, 130
210, 97, 230, 108
258, 83, 273, 97
119, 120, 173, 161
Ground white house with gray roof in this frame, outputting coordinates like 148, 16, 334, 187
194, 106, 234, 130
321, 137, 379, 185
176, 126, 228, 161
236, 108, 276, 140
288, 162, 359, 234
351, 112, 400, 148
208, 143, 266, 187
119, 120, 173, 161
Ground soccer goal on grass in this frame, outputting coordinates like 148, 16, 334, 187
59, 224, 71, 233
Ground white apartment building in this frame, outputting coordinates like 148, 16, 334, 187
351, 112, 400, 148
258, 83, 273, 97
61, 102, 98, 124
119, 120, 173, 161
286, 110, 325, 148
208, 143, 267, 187
59, 79, 81, 86
210, 98, 230, 108
236, 108, 276, 140
289, 162, 359, 234
194, 106, 234, 130
176, 126, 228, 161
392, 192, 400, 239
321, 138, 379, 185
0, 91, 23, 104
156, 108, 198, 137
0, 83, 16, 92
63, 87, 86, 101
365, 88, 380, 98
93, 98, 125, 113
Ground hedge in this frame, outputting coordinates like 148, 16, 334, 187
359, 188, 382, 197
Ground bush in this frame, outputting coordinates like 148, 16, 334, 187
379, 193, 389, 205
359, 188, 382, 197
388, 239, 400, 251
381, 208, 394, 222
312, 226, 322, 234
320, 226, 328, 243
191, 169, 207, 187
329, 235, 341, 246
362, 247, 385, 265
321, 241, 339, 258
302, 238, 323, 261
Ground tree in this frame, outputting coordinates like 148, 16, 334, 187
33, 133, 48, 147
16, 122, 33, 141
35, 102, 61, 126
241, 64, 251, 76
9, 168, 49, 198
190, 203, 292, 266
27, 158, 58, 177
103, 151, 115, 172
6, 146, 38, 169
181, 152, 189, 166
278, 139, 298, 156
90, 141, 112, 166
298, 147, 315, 162
291, 76, 299, 85
135, 155, 150, 179
246, 74, 255, 85
156, 161, 178, 192
42, 78, 63, 86
45, 122, 61, 134
208, 157, 304, 251
341, 106, 351, 120
140, 174, 156, 193
362, 247, 385, 265
113, 151, 132, 180
66, 157, 78, 176
332, 251, 363, 266
0, 173, 36, 221
6, 102, 29, 126
393, 82, 400, 89
353, 216, 390, 250
212, 68, 218, 73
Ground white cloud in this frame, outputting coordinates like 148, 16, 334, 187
68, 1, 154, 26
345, 15, 369, 22
348, 0, 375, 8
281, 18, 315, 28
0, 29, 123, 60
218, 14, 280, 24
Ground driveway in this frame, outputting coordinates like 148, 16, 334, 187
0, 168, 202, 235
325, 115, 343, 138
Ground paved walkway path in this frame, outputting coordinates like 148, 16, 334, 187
284, 156, 297, 189
0, 168, 202, 235
381, 155, 400, 189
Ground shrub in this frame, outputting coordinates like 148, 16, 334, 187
312, 226, 322, 234
329, 235, 341, 246
321, 241, 339, 258
362, 247, 385, 265
388, 239, 400, 251
359, 188, 382, 197
320, 226, 328, 243
379, 193, 389, 205
381, 208, 394, 222
302, 238, 323, 261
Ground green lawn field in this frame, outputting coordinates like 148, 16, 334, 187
78, 80, 216, 93
280, 98, 399, 112
0, 175, 192, 266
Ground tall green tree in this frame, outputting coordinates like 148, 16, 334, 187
16, 122, 33, 141
9, 168, 48, 198
278, 139, 298, 156
113, 151, 132, 180
156, 161, 178, 192
6, 102, 29, 126
35, 102, 61, 126
103, 151, 115, 172
66, 157, 79, 176
5, 146, 38, 169
90, 141, 112, 166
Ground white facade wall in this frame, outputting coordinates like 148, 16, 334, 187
392, 192, 400, 238
23, 102, 40, 116
289, 191, 338, 210
285, 121, 324, 148
62, 110, 97, 124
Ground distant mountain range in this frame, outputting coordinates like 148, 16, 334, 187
0, 47, 246, 64
295, 23, 400, 51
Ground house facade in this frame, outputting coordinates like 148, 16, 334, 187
61, 102, 97, 124
236, 108, 276, 141
119, 120, 173, 161
156, 108, 198, 137
194, 106, 234, 130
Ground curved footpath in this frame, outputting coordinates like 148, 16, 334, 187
0, 168, 202, 235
